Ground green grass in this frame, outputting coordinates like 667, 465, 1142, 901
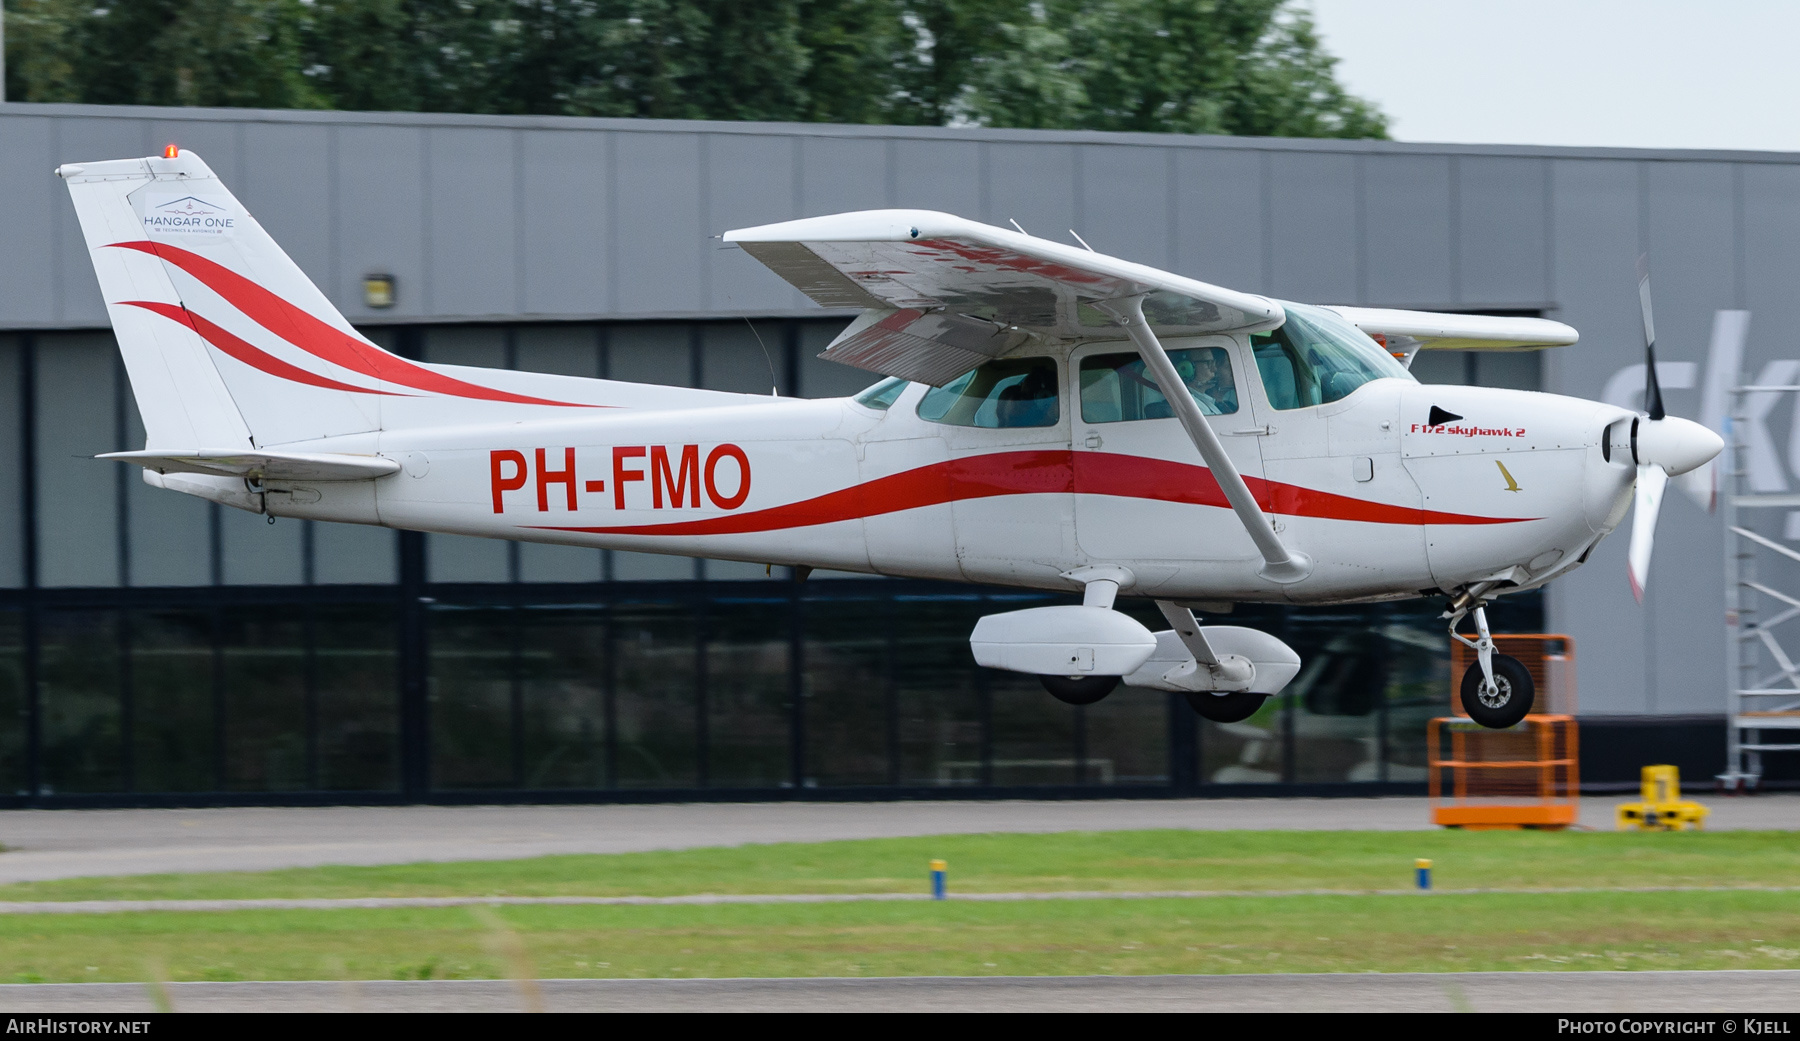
3, 830, 1799, 983
2, 830, 1797, 903
5, 892, 1800, 984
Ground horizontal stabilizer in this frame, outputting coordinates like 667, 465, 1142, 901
100, 449, 400, 482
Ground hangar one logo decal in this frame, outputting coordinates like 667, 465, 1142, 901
1412, 406, 1525, 438
142, 193, 238, 237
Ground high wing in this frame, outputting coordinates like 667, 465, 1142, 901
1324, 306, 1578, 367
725, 210, 1284, 386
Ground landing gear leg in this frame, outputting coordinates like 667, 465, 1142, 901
1447, 593, 1534, 728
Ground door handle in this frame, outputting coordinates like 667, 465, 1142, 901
1084, 433, 1103, 449
1227, 426, 1274, 436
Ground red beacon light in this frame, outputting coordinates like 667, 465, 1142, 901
163, 145, 179, 159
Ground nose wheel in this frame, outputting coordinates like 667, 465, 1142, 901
1447, 596, 1535, 728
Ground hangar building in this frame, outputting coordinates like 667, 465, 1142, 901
0, 101, 1793, 803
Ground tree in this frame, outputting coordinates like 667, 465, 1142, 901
2, 0, 1385, 139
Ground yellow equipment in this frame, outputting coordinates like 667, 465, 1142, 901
1616, 765, 1710, 831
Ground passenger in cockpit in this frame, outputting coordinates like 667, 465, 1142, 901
1179, 348, 1236, 416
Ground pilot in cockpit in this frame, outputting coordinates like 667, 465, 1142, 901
1178, 348, 1237, 416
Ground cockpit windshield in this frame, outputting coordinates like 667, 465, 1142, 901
1249, 302, 1414, 410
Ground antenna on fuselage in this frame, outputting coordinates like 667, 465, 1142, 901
743, 317, 779, 396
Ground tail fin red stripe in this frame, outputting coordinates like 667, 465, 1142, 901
120, 301, 408, 397
107, 242, 596, 409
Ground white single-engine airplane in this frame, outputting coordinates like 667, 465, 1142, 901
59, 148, 1723, 730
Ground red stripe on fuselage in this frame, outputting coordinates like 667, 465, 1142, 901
530, 450, 1532, 537
121, 300, 408, 397
107, 241, 599, 408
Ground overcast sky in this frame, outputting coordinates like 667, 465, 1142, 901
1308, 0, 1800, 153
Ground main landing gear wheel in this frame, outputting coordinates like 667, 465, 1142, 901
1183, 691, 1268, 723
1041, 675, 1119, 705
1460, 654, 1534, 729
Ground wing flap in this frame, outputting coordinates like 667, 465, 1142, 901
101, 449, 401, 482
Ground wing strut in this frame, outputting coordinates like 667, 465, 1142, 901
1099, 295, 1312, 584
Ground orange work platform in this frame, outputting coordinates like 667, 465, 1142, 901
1428, 714, 1579, 830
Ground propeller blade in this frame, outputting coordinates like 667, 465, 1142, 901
1627, 463, 1669, 602
1638, 256, 1666, 421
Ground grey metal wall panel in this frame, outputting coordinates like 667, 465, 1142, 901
335, 125, 427, 321
123, 395, 211, 587
1362, 154, 1453, 306
1267, 150, 1357, 303
520, 129, 612, 317
0, 118, 59, 326
893, 139, 982, 217
0, 339, 20, 587
52, 117, 149, 327
222, 508, 305, 585
985, 142, 1077, 249
240, 122, 335, 309
706, 133, 801, 314
35, 333, 120, 588
799, 136, 890, 217
1545, 158, 1647, 715
1457, 156, 1549, 306
614, 132, 704, 316
1172, 148, 1264, 292
425, 127, 518, 318
1079, 145, 1172, 269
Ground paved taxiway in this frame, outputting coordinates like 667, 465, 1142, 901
1, 971, 1796, 1013
0, 797, 1794, 883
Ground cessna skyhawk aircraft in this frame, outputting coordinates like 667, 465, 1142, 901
59, 148, 1722, 730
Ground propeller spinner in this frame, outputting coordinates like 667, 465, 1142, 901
1623, 259, 1726, 600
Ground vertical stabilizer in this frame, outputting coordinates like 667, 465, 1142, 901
60, 149, 385, 448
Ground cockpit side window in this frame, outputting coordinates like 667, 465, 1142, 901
1080, 347, 1240, 422
917, 357, 1060, 428
1250, 302, 1414, 410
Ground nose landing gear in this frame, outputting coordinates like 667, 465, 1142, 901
1446, 592, 1535, 729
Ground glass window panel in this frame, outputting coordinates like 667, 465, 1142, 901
313, 523, 397, 585
608, 323, 692, 386
703, 558, 771, 582
1080, 347, 1241, 421
1084, 689, 1170, 785
704, 599, 791, 787
221, 608, 308, 792
429, 606, 516, 789
1285, 614, 1386, 783
852, 377, 908, 410
988, 669, 1079, 786
36, 334, 120, 588
123, 395, 211, 587
801, 598, 891, 787
613, 600, 698, 788
428, 533, 510, 584
39, 609, 123, 793
612, 551, 696, 581
894, 597, 985, 786
131, 610, 216, 792
800, 320, 879, 399
917, 357, 1059, 429
520, 543, 604, 584
221, 508, 305, 585
515, 325, 600, 378
0, 338, 21, 588
701, 322, 784, 395
314, 605, 399, 790
1382, 616, 1454, 784
518, 606, 608, 789
0, 612, 24, 794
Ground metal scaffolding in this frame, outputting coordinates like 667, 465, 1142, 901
1722, 383, 1800, 790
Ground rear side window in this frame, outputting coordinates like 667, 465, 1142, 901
917, 357, 1060, 428
853, 377, 908, 410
